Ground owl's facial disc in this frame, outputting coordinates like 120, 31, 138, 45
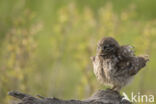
98, 44, 116, 55
97, 37, 119, 56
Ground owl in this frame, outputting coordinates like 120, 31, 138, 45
91, 37, 149, 91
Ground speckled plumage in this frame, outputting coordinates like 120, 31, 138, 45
91, 37, 149, 91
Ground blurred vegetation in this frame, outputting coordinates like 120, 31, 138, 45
0, 0, 156, 104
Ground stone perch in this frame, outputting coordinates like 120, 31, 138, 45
8, 89, 131, 104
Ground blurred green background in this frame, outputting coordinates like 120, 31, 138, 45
0, 0, 156, 104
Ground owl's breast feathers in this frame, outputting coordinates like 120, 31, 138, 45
91, 56, 108, 84
91, 55, 118, 86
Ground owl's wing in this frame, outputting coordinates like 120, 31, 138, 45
115, 56, 149, 76
118, 45, 135, 60
90, 56, 95, 62
129, 56, 149, 76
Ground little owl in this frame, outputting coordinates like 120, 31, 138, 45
91, 37, 149, 91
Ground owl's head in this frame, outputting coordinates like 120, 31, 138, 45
97, 37, 119, 56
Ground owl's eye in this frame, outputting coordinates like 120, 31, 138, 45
101, 45, 105, 49
103, 44, 111, 49
109, 44, 115, 47
102, 45, 107, 49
